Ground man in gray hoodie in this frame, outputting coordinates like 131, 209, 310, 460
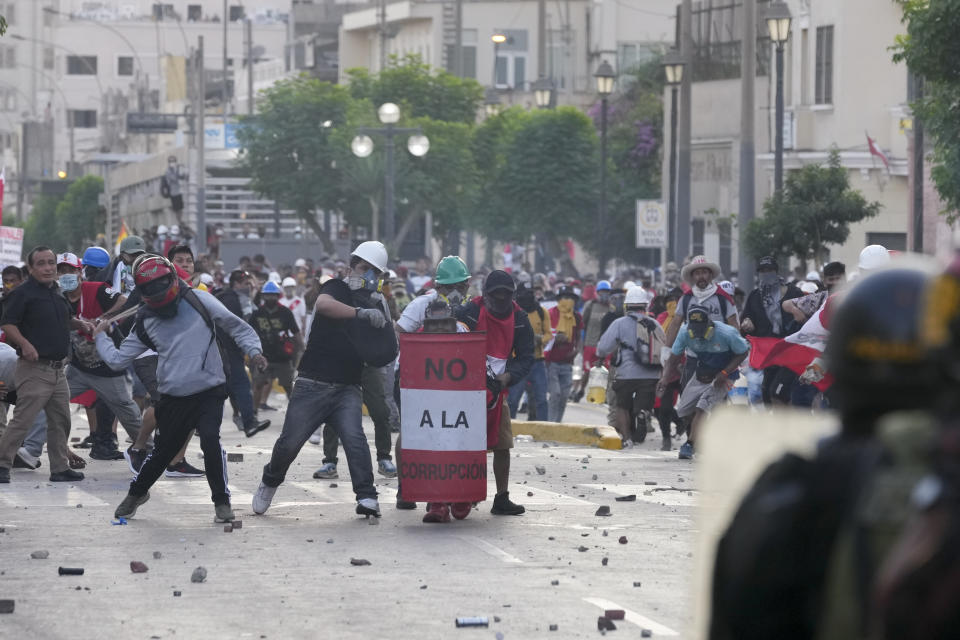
94, 255, 267, 524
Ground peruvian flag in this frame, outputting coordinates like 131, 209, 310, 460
0, 167, 5, 226
746, 296, 837, 391
866, 131, 890, 173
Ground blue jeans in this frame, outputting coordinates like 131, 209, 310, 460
508, 360, 548, 421
22, 410, 48, 458
225, 347, 256, 427
743, 365, 764, 407
547, 362, 574, 423
261, 377, 376, 500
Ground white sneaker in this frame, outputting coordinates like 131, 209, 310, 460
252, 482, 277, 515
356, 497, 381, 517
15, 447, 40, 469
377, 459, 397, 478
621, 439, 634, 450
308, 430, 322, 445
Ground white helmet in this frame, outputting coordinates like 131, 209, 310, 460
199, 273, 214, 286
805, 270, 821, 282
858, 244, 890, 271
170, 224, 180, 236
351, 241, 388, 273
157, 224, 169, 236
294, 258, 307, 268
624, 286, 654, 306
622, 280, 637, 291
799, 281, 818, 294
281, 277, 297, 288
718, 280, 735, 297
268, 271, 282, 283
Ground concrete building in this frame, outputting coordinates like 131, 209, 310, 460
664, 0, 929, 277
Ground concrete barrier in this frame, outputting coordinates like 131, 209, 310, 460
512, 420, 623, 450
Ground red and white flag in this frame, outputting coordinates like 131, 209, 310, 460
0, 167, 6, 226
398, 333, 489, 503
866, 131, 890, 173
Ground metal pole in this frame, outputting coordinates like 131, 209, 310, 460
222, 0, 229, 114
738, 0, 757, 290
668, 86, 679, 264
385, 124, 396, 245
538, 0, 546, 78
913, 75, 924, 253
598, 95, 608, 275
492, 42, 499, 86
379, 0, 387, 72
677, 0, 693, 261
454, 0, 463, 77
198, 36, 207, 254
774, 43, 785, 193
246, 18, 254, 115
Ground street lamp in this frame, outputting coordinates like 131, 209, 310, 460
351, 103, 429, 243
594, 60, 615, 275
765, 1, 791, 192
662, 49, 685, 263
532, 76, 554, 109
484, 87, 501, 117
491, 33, 507, 87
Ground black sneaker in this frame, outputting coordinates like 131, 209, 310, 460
90, 446, 125, 461
76, 434, 95, 449
50, 469, 85, 482
260, 403, 277, 412
115, 492, 150, 519
165, 459, 205, 478
491, 491, 525, 516
0, 467, 9, 483
243, 418, 271, 438
396, 498, 417, 510
124, 447, 148, 475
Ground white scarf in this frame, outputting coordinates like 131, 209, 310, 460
691, 282, 718, 303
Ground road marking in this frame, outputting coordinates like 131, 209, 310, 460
151, 481, 254, 505
582, 597, 679, 636
0, 484, 108, 507
458, 535, 524, 564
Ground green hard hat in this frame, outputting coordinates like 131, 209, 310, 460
435, 256, 470, 285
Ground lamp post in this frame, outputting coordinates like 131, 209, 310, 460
532, 76, 554, 109
594, 60, 615, 275
662, 49, 686, 264
491, 33, 506, 87
351, 102, 429, 245
484, 87, 501, 117
766, 1, 792, 193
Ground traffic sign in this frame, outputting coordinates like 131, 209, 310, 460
636, 199, 667, 248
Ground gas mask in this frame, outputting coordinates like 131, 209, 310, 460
484, 292, 514, 318
58, 274, 80, 292
443, 289, 464, 309
347, 269, 380, 292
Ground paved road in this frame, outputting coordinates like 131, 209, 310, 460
0, 396, 696, 638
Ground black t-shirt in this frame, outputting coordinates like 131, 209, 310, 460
0, 276, 72, 360
601, 310, 623, 334
249, 304, 299, 362
298, 279, 364, 385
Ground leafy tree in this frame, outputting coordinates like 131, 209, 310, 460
236, 76, 359, 253
470, 107, 530, 244
22, 196, 63, 253
495, 107, 598, 272
893, 0, 960, 222
744, 150, 881, 268
346, 54, 484, 124
54, 175, 104, 252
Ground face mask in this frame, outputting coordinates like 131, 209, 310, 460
58, 274, 80, 292
558, 298, 575, 313
484, 294, 514, 318
264, 298, 278, 308
347, 269, 379, 292
759, 272, 779, 286
666, 301, 678, 315
3, 281, 15, 291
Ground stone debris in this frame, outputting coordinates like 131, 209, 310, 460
633, 582, 642, 587
644, 481, 657, 486
641, 630, 653, 638
615, 495, 637, 502
76, 504, 82, 508
329, 483, 338, 488
577, 546, 589, 552
618, 536, 628, 544
226, 453, 243, 462
129, 561, 148, 573
419, 585, 427, 590
551, 580, 559, 585
601, 557, 609, 566
549, 624, 558, 631
605, 610, 625, 620
602, 530, 609, 537
527, 491, 534, 497
535, 465, 546, 475
597, 617, 617, 631
0, 599, 14, 614
223, 525, 233, 532
592, 474, 598, 480
595, 506, 611, 517
30, 550, 49, 559
350, 558, 371, 566
153, 552, 162, 559
190, 566, 207, 583
173, 591, 182, 597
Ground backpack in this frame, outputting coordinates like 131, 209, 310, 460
633, 315, 666, 366
709, 437, 882, 640
134, 285, 231, 381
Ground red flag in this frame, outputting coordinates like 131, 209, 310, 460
747, 336, 833, 391
866, 131, 890, 172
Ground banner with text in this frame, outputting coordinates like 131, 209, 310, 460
399, 333, 488, 503
0, 226, 23, 265
636, 199, 667, 248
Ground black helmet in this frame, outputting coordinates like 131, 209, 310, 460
922, 252, 960, 398
826, 267, 939, 425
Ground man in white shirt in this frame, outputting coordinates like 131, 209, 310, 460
279, 277, 308, 335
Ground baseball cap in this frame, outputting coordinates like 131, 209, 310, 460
484, 270, 516, 293
556, 285, 579, 300
57, 252, 82, 269
687, 305, 710, 324
119, 235, 146, 255
757, 256, 778, 271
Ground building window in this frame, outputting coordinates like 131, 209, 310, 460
43, 46, 55, 70
692, 218, 705, 257
717, 219, 732, 275
866, 232, 906, 252
815, 26, 833, 104
229, 5, 245, 21
493, 29, 528, 89
547, 29, 578, 90
117, 56, 134, 77
68, 109, 98, 128
445, 29, 477, 79
67, 55, 97, 75
0, 88, 15, 112
0, 45, 15, 69
187, 4, 202, 21
686, 0, 773, 81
